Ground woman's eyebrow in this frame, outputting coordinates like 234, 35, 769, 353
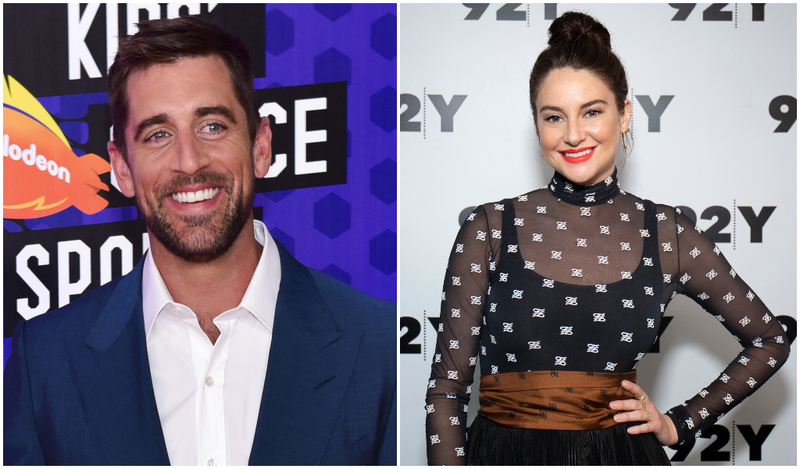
539, 100, 608, 114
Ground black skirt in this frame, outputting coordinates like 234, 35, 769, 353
466, 414, 671, 466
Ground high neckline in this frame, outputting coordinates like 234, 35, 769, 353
548, 169, 621, 206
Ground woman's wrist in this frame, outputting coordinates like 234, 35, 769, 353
659, 413, 679, 446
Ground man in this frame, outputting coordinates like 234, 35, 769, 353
4, 17, 396, 465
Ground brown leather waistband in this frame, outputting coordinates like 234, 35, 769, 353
478, 370, 636, 430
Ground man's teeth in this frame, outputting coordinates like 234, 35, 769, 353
563, 148, 593, 158
171, 188, 220, 203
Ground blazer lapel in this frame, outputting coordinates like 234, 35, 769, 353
65, 261, 170, 465
249, 244, 361, 465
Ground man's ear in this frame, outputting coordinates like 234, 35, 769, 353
108, 141, 136, 198
253, 116, 273, 179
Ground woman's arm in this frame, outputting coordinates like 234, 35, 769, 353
425, 206, 494, 465
664, 210, 789, 447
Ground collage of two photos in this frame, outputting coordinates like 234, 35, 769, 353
3, 3, 797, 466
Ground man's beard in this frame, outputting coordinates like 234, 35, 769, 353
137, 170, 254, 263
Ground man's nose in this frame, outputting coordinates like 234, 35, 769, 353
171, 132, 210, 175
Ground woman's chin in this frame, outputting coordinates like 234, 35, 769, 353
556, 163, 615, 186
558, 168, 598, 186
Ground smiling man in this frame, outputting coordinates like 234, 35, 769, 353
4, 17, 396, 466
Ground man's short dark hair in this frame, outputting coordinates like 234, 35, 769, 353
107, 16, 259, 159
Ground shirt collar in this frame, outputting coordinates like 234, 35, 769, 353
548, 168, 621, 206
141, 219, 281, 340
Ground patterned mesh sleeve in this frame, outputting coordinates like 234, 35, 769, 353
425, 206, 497, 465
665, 211, 790, 447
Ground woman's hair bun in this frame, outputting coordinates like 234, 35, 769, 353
529, 11, 628, 117
547, 11, 611, 50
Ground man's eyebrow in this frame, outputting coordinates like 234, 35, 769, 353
134, 114, 168, 141
195, 106, 237, 123
132, 107, 237, 141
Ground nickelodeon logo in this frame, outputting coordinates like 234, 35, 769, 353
4, 138, 71, 182
3, 75, 110, 219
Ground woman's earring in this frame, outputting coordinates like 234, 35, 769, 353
621, 130, 633, 162
621, 133, 628, 161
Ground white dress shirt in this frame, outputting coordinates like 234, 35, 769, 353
142, 220, 281, 466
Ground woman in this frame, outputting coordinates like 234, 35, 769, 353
425, 11, 789, 465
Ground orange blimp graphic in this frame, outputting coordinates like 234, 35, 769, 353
4, 75, 111, 219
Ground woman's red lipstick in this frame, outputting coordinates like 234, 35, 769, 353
559, 146, 596, 164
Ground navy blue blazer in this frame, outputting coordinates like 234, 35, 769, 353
4, 244, 396, 465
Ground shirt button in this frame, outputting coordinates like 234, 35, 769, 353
205, 376, 214, 387
207, 458, 216, 466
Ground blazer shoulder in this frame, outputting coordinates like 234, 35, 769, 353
305, 267, 396, 381
308, 268, 395, 323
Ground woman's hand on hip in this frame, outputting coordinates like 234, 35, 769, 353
609, 379, 679, 446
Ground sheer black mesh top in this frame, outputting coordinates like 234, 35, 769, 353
425, 170, 789, 465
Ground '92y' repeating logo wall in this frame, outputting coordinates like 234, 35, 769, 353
4, 4, 397, 356
399, 3, 795, 465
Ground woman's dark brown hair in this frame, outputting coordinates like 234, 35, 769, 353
107, 16, 258, 160
529, 12, 628, 120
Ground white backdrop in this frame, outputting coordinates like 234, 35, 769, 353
399, 3, 796, 465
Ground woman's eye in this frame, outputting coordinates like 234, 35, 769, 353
544, 115, 561, 123
586, 109, 601, 117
